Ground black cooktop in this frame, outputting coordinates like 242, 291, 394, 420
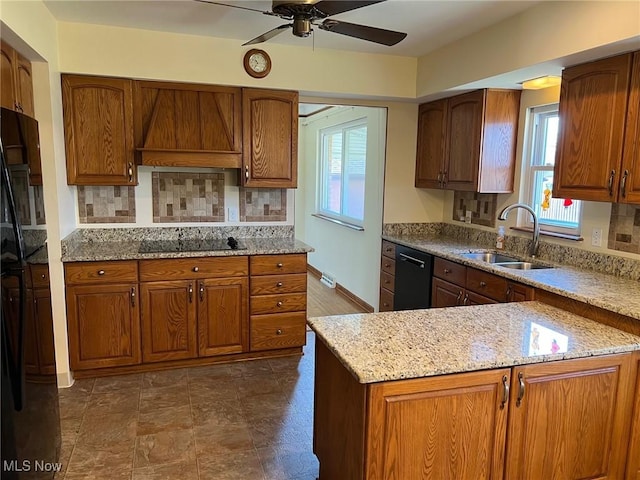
138, 237, 246, 253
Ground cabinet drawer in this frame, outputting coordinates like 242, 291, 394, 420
466, 268, 508, 302
250, 273, 307, 295
379, 287, 394, 312
250, 312, 306, 351
380, 271, 395, 293
433, 257, 466, 285
30, 264, 50, 288
250, 254, 307, 275
65, 261, 138, 285
139, 256, 248, 281
381, 256, 395, 275
381, 241, 396, 259
250, 293, 307, 315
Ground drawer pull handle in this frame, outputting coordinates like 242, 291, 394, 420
462, 294, 469, 305
130, 287, 136, 307
384, 279, 389, 284
456, 291, 463, 305
97, 270, 105, 276
277, 301, 283, 307
276, 282, 283, 287
444, 269, 451, 274
383, 302, 389, 307
193, 266, 199, 272
276, 329, 283, 335
608, 170, 616, 196
277, 263, 284, 268
479, 281, 487, 287
128, 162, 134, 183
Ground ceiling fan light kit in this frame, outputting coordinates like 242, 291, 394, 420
197, 0, 407, 46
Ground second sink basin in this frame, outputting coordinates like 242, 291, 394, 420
460, 252, 521, 263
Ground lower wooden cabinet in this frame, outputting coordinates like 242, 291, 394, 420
379, 241, 396, 311
627, 353, 640, 479
66, 283, 141, 370
314, 340, 637, 480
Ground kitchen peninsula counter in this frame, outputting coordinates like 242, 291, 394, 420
309, 303, 640, 480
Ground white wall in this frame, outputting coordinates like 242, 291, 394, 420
296, 106, 386, 308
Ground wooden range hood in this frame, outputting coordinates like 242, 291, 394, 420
134, 81, 242, 168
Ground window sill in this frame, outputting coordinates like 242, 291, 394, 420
510, 226, 583, 242
312, 213, 364, 231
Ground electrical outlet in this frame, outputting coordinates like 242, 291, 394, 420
591, 228, 603, 247
227, 207, 238, 222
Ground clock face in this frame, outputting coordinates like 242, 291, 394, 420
249, 53, 267, 73
244, 49, 271, 78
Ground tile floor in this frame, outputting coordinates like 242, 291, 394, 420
56, 332, 319, 480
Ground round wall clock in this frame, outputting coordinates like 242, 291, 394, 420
243, 49, 272, 78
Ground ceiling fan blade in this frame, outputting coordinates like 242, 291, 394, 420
319, 19, 406, 46
313, 0, 387, 17
243, 24, 292, 46
193, 0, 276, 16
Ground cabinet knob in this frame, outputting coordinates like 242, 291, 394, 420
193, 266, 199, 272
41, 274, 46, 279
443, 269, 451, 274
276, 263, 283, 268
276, 282, 283, 287
384, 279, 389, 284
277, 301, 283, 307
97, 270, 105, 276
276, 329, 283, 335
479, 281, 487, 287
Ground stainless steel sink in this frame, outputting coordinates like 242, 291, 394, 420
460, 252, 521, 263
495, 262, 553, 270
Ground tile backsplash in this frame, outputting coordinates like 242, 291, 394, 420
78, 186, 136, 223
240, 188, 287, 222
452, 192, 497, 227
608, 203, 640, 254
152, 172, 225, 223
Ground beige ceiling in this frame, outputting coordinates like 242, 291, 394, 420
43, 0, 539, 57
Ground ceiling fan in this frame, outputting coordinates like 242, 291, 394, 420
195, 0, 407, 46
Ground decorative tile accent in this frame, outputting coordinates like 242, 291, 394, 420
240, 188, 287, 222
34, 185, 46, 225
152, 172, 224, 223
608, 203, 640, 254
452, 192, 497, 227
78, 186, 136, 224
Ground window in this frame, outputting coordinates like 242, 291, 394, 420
318, 119, 367, 226
522, 104, 582, 236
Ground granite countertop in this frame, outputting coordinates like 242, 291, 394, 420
308, 301, 640, 384
383, 233, 640, 322
62, 237, 313, 262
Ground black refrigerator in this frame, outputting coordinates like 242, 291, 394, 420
1, 107, 61, 479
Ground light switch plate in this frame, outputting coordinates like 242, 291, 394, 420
228, 207, 239, 222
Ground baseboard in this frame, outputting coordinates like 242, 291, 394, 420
307, 264, 374, 313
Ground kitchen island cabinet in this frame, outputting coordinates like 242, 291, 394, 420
309, 302, 640, 480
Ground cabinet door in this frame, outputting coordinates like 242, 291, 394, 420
367, 369, 510, 480
242, 88, 298, 188
445, 90, 484, 191
15, 52, 34, 118
554, 53, 632, 202
140, 280, 197, 362
1, 41, 17, 111
415, 99, 447, 189
62, 74, 136, 185
24, 289, 41, 375
465, 290, 498, 305
198, 277, 248, 357
506, 282, 535, 302
431, 277, 463, 308
66, 283, 141, 370
621, 52, 640, 204
505, 354, 635, 480
34, 288, 56, 375
626, 353, 640, 480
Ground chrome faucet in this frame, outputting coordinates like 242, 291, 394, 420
498, 203, 540, 258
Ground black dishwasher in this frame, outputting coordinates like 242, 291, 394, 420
394, 245, 434, 310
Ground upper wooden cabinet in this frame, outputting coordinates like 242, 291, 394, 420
242, 88, 298, 188
554, 50, 640, 204
1, 40, 34, 118
415, 89, 521, 193
133, 81, 242, 168
62, 74, 137, 185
